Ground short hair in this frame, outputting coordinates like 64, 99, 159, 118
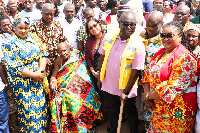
107, 0, 119, 9
64, 3, 74, 9
83, 7, 94, 15
153, 5, 166, 15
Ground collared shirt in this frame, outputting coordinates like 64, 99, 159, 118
99, 34, 145, 98
30, 19, 66, 72
60, 17, 82, 49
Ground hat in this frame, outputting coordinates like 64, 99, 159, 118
185, 24, 200, 33
117, 5, 130, 12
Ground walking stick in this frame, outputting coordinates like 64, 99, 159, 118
53, 86, 62, 133
117, 100, 124, 133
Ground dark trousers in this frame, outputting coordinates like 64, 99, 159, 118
103, 91, 138, 133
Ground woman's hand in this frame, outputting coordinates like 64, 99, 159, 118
142, 91, 150, 102
33, 72, 44, 81
93, 71, 99, 78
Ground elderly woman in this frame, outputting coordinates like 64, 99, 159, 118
142, 21, 198, 132
1, 16, 48, 132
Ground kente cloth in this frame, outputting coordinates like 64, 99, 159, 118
50, 50, 101, 133
1, 33, 48, 133
143, 48, 198, 132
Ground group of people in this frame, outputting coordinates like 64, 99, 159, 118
0, 0, 200, 133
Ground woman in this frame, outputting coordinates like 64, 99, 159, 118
50, 42, 101, 132
1, 16, 48, 132
85, 18, 106, 122
142, 21, 198, 132
163, 0, 174, 24
0, 15, 18, 133
106, 0, 120, 30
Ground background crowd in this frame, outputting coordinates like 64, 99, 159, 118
0, 0, 200, 133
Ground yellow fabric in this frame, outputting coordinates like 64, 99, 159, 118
100, 29, 147, 89
191, 1, 198, 8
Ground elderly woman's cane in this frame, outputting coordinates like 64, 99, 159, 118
117, 100, 124, 133
53, 86, 62, 133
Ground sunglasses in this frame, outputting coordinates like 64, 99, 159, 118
160, 33, 178, 39
120, 22, 136, 28
88, 23, 97, 30
24, 1, 32, 4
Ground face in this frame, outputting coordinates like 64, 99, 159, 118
119, 17, 136, 37
23, 0, 34, 11
84, 11, 95, 21
58, 44, 70, 60
0, 6, 5, 16
153, 0, 163, 7
88, 20, 101, 36
186, 29, 199, 50
161, 26, 181, 52
35, 0, 45, 8
146, 17, 162, 37
0, 19, 12, 33
88, 0, 97, 8
42, 7, 54, 23
164, 1, 171, 11
8, 0, 18, 12
174, 8, 189, 26
111, 1, 120, 15
14, 22, 29, 40
64, 6, 75, 22
97, 0, 107, 11
74, 0, 83, 8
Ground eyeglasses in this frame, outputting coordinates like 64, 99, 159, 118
120, 22, 136, 28
24, 1, 32, 4
88, 23, 97, 30
160, 33, 179, 39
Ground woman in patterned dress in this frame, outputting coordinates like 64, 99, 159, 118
1, 16, 48, 133
142, 21, 198, 132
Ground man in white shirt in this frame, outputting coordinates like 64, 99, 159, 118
60, 3, 82, 49
18, 0, 42, 24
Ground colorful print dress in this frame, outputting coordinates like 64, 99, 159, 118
50, 50, 101, 133
143, 50, 198, 132
1, 33, 48, 133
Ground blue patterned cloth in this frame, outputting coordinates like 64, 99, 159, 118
1, 33, 48, 133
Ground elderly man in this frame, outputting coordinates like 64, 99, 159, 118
7, 0, 18, 22
174, 5, 192, 28
98, 11, 146, 133
30, 3, 66, 79
60, 3, 82, 49
18, 0, 42, 23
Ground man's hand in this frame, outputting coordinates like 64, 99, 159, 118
142, 91, 150, 102
145, 100, 154, 110
120, 92, 128, 101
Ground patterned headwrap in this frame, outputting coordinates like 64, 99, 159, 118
12, 15, 30, 28
117, 5, 130, 12
185, 24, 200, 33
164, 0, 173, 9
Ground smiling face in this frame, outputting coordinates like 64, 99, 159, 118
87, 20, 101, 36
161, 25, 182, 53
8, 0, 18, 12
186, 29, 199, 51
14, 22, 29, 40
63, 5, 75, 23
57, 43, 70, 60
23, 0, 34, 11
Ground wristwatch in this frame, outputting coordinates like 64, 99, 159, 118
123, 90, 129, 95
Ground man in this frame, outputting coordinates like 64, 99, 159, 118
174, 5, 192, 28
7, 0, 18, 22
60, 3, 82, 49
50, 42, 101, 132
18, 0, 42, 23
153, 0, 164, 7
77, 7, 95, 53
140, 10, 164, 131
35, 0, 45, 10
97, 0, 107, 12
143, 0, 153, 16
73, 0, 84, 23
30, 3, 66, 78
98, 11, 146, 133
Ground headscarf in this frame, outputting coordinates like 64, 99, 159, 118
12, 15, 30, 28
164, 0, 174, 9
185, 24, 200, 33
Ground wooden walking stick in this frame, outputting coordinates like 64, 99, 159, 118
117, 100, 124, 133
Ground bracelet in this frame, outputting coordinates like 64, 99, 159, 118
146, 92, 149, 99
